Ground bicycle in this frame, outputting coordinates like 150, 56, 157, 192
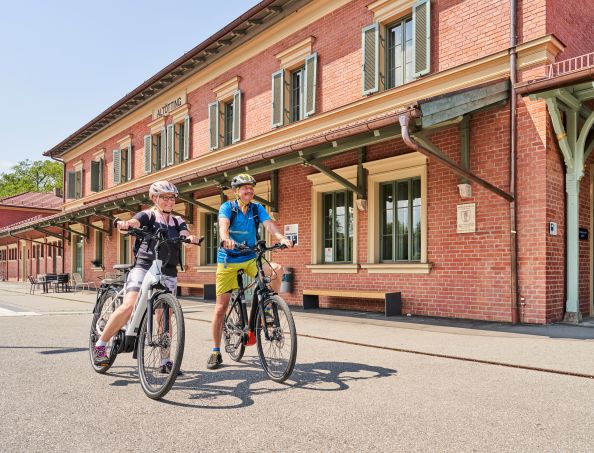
88, 223, 199, 399
223, 240, 297, 383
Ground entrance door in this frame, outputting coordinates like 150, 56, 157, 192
74, 235, 83, 276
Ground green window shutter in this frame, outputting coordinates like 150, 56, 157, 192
78, 170, 83, 198
113, 149, 121, 184
166, 123, 175, 165
98, 158, 104, 190
144, 135, 152, 174
304, 52, 318, 118
183, 116, 190, 160
208, 101, 219, 150
271, 69, 284, 127
160, 128, 167, 168
90, 160, 99, 192
232, 90, 241, 144
413, 0, 431, 77
126, 144, 132, 181
67, 171, 76, 198
361, 23, 380, 95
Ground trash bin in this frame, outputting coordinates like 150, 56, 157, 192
280, 267, 294, 293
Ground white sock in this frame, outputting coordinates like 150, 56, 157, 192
161, 358, 170, 366
96, 340, 107, 347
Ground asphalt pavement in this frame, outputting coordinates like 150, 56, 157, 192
0, 282, 593, 452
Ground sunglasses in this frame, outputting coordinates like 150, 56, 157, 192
159, 195, 177, 202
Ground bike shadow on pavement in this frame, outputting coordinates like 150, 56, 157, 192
162, 357, 397, 409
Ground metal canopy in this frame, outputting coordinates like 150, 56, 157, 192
528, 80, 594, 322
419, 80, 510, 127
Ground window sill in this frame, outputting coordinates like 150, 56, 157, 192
195, 266, 217, 273
361, 263, 432, 274
305, 264, 359, 274
91, 267, 104, 272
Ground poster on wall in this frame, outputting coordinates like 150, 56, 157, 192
324, 247, 333, 262
284, 224, 299, 245
457, 203, 476, 233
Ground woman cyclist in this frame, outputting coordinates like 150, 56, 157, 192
92, 180, 202, 373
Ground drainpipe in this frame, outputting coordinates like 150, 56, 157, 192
509, 0, 521, 323
49, 154, 66, 204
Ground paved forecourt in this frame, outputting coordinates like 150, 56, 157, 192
0, 283, 593, 452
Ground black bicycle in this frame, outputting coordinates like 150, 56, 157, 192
223, 240, 297, 383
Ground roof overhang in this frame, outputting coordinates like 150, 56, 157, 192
43, 0, 314, 159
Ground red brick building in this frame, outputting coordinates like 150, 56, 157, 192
0, 191, 62, 280
1, 0, 593, 324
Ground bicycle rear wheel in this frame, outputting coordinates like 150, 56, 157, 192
88, 287, 121, 373
255, 295, 297, 383
137, 293, 185, 400
223, 297, 245, 362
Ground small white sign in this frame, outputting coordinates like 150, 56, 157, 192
284, 224, 298, 245
324, 247, 333, 262
549, 222, 558, 236
457, 203, 476, 233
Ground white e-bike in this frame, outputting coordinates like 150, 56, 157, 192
89, 223, 200, 400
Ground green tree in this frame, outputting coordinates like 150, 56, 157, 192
0, 159, 63, 198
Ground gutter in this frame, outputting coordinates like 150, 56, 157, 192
514, 68, 594, 96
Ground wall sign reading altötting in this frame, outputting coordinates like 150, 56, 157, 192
152, 92, 187, 119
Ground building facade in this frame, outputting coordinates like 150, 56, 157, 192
0, 192, 63, 281
1, 0, 593, 324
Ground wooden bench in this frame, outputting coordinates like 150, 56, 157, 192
303, 289, 402, 317
176, 282, 216, 300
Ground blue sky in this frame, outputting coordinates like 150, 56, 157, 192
0, 0, 258, 172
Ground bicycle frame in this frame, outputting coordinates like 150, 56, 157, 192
229, 241, 282, 341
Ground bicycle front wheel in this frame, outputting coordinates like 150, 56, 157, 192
88, 287, 121, 374
137, 293, 185, 400
255, 295, 297, 383
223, 297, 245, 362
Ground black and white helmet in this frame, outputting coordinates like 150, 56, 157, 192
231, 173, 256, 188
149, 180, 178, 198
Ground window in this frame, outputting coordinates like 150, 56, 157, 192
290, 66, 305, 123
271, 52, 317, 127
223, 101, 234, 147
93, 231, 103, 268
380, 178, 421, 261
144, 116, 190, 174
90, 158, 104, 192
204, 213, 219, 265
386, 17, 413, 89
362, 0, 431, 95
362, 153, 429, 273
209, 92, 241, 150
120, 234, 130, 264
322, 190, 354, 263
66, 168, 83, 199
113, 144, 132, 184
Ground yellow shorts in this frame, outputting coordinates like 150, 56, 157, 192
216, 259, 258, 296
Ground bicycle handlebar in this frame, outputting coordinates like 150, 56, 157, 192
219, 239, 295, 253
114, 218, 202, 246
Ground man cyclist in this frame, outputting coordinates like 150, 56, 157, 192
207, 173, 293, 369
92, 180, 203, 373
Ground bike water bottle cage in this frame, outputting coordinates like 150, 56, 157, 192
229, 201, 260, 241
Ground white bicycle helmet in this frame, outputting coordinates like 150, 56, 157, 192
231, 173, 256, 188
149, 180, 179, 198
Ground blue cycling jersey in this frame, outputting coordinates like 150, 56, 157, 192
217, 200, 270, 264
